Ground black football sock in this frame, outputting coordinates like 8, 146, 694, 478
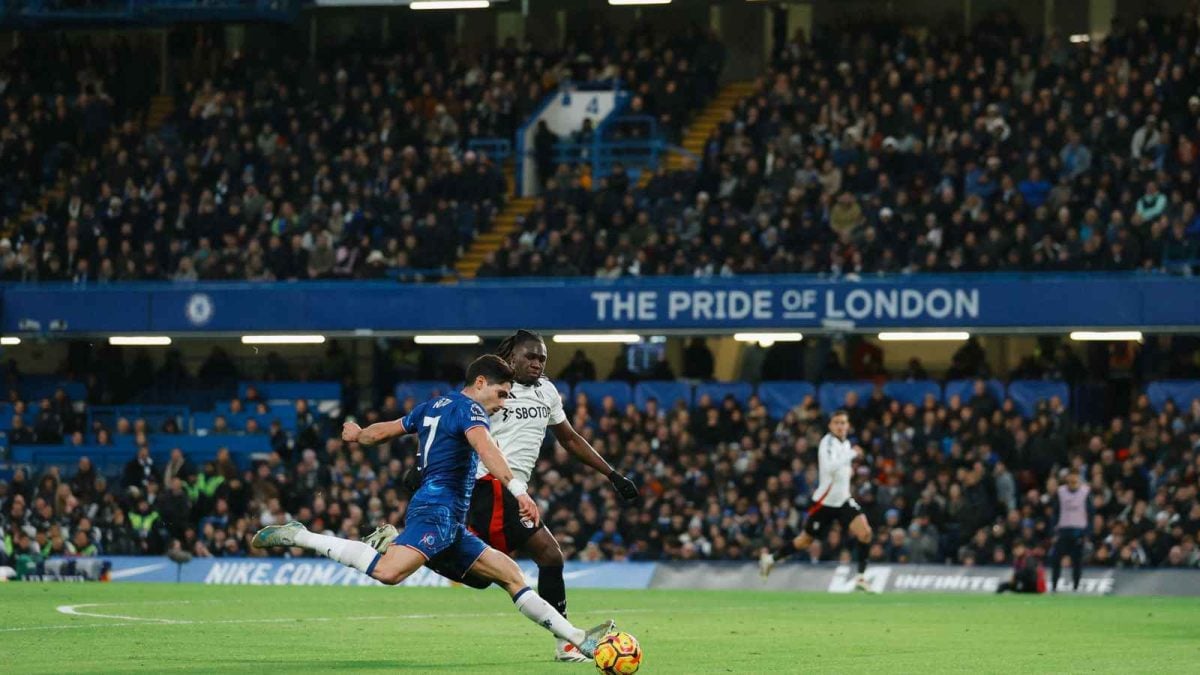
856, 540, 869, 574
538, 565, 567, 617
773, 539, 798, 561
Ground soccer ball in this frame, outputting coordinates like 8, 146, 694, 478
593, 631, 642, 674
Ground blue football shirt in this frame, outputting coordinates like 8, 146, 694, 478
401, 391, 491, 521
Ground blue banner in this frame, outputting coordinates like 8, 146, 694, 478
105, 556, 656, 589
92, 556, 1200, 596
6, 274, 1199, 334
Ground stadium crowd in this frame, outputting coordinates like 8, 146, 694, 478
8, 13, 1200, 284
486, 12, 1200, 279
2, 339, 1199, 572
0, 25, 723, 282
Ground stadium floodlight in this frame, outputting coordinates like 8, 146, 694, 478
877, 331, 970, 341
734, 332, 802, 347
410, 1, 489, 9
109, 336, 172, 346
0, 337, 20, 346
552, 334, 641, 344
1069, 331, 1143, 342
413, 335, 483, 345
608, 0, 671, 5
241, 335, 327, 345
1069, 34, 1091, 43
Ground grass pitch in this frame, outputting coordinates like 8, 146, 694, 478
1, 583, 1197, 673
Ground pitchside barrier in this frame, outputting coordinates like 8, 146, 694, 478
9, 557, 1198, 597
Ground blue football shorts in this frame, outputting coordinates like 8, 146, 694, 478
395, 504, 488, 583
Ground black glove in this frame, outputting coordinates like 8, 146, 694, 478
608, 471, 640, 505
401, 465, 422, 495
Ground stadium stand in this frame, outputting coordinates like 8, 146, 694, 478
0, 25, 724, 284
1, 4, 1199, 580
11, 14, 1200, 284
2, 351, 1198, 569
487, 15, 1200, 279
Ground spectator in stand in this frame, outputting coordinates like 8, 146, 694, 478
683, 338, 715, 380
504, 11, 1200, 278
0, 24, 725, 285
121, 445, 157, 490
558, 350, 598, 385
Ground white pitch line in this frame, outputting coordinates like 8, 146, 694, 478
0, 600, 662, 634
0, 601, 767, 635
56, 602, 192, 623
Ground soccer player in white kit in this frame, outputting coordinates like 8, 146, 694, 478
354, 330, 640, 662
1050, 468, 1092, 592
759, 410, 875, 592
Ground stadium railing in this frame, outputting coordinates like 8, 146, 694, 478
466, 139, 512, 163
548, 115, 666, 185
237, 381, 341, 403
87, 405, 192, 435
11, 434, 272, 475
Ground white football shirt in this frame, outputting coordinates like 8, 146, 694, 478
476, 376, 567, 483
814, 432, 857, 508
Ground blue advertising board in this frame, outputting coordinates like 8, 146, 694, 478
6, 274, 1199, 334
105, 556, 657, 589
85, 556, 1200, 597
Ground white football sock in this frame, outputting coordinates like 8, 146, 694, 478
513, 587, 586, 645
294, 529, 379, 575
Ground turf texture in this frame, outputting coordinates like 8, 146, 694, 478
1, 583, 1197, 673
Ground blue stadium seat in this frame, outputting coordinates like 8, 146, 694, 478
395, 381, 456, 404
553, 380, 571, 404
633, 381, 692, 411
884, 380, 942, 406
208, 405, 295, 430
12, 445, 132, 476
757, 381, 816, 419
1146, 380, 1200, 412
694, 382, 754, 409
574, 381, 632, 412
18, 376, 88, 402
944, 378, 1006, 406
239, 381, 341, 402
109, 435, 139, 450
193, 411, 240, 433
11, 436, 270, 476
818, 381, 878, 414
258, 402, 300, 429
147, 434, 270, 459
0, 406, 40, 430
212, 401, 240, 415
1007, 380, 1070, 418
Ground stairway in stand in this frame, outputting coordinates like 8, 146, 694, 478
452, 164, 533, 281
146, 94, 175, 131
647, 80, 757, 184
5, 95, 176, 238
454, 81, 757, 278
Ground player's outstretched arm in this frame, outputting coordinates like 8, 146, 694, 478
551, 421, 640, 505
466, 425, 540, 526
344, 420, 407, 446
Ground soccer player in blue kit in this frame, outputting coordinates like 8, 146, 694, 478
252, 355, 614, 658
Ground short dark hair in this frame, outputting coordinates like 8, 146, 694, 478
831, 409, 849, 420
466, 354, 514, 386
